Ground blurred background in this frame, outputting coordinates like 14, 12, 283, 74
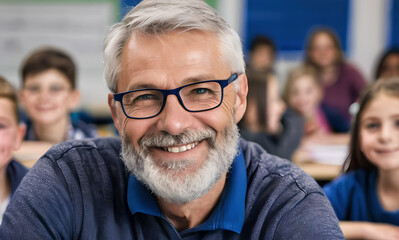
0, 0, 398, 113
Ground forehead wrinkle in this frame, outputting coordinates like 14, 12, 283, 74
125, 73, 218, 92
125, 30, 223, 70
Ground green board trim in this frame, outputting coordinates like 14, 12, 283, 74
205, 0, 218, 8
0, 0, 120, 21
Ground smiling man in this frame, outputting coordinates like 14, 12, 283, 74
0, 0, 343, 239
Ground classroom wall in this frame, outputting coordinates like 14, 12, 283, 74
349, 0, 388, 81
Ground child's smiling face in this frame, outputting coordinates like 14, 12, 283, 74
20, 69, 80, 126
360, 93, 399, 171
288, 75, 322, 119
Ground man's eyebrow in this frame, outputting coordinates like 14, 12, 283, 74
127, 83, 155, 91
127, 74, 217, 91
180, 74, 217, 85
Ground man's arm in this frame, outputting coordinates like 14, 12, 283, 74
0, 156, 75, 239
274, 192, 344, 239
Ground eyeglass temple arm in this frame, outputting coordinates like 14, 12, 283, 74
227, 73, 239, 84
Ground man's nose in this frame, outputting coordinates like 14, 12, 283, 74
155, 95, 194, 135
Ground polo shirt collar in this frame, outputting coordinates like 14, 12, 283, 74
127, 147, 247, 234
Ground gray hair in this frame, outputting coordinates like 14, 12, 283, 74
103, 0, 245, 93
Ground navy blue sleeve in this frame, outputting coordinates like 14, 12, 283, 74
274, 192, 344, 239
0, 157, 74, 239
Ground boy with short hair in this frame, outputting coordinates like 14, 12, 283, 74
19, 47, 98, 143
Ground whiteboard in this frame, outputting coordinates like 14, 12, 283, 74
0, 3, 115, 112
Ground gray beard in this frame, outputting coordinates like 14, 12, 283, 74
120, 121, 240, 204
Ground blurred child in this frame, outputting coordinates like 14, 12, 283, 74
323, 77, 399, 239
305, 27, 366, 126
19, 47, 98, 143
284, 65, 351, 135
246, 35, 276, 74
375, 48, 399, 80
0, 76, 27, 224
239, 71, 304, 159
284, 65, 331, 136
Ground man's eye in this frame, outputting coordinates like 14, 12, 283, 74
134, 94, 159, 102
192, 88, 212, 95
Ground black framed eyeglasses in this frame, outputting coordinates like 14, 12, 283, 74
114, 73, 239, 119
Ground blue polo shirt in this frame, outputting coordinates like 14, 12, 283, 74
127, 149, 247, 235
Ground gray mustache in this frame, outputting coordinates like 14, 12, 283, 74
138, 128, 217, 149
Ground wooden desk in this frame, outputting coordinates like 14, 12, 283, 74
296, 161, 341, 181
13, 141, 54, 168
292, 143, 348, 181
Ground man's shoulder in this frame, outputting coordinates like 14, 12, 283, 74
240, 138, 321, 194
30, 137, 125, 183
43, 137, 121, 162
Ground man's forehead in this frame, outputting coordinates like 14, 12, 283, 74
117, 30, 229, 91
123, 30, 218, 56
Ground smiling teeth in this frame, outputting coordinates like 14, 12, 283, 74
165, 142, 199, 153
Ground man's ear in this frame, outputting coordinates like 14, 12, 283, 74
108, 93, 121, 132
67, 90, 81, 109
234, 74, 248, 123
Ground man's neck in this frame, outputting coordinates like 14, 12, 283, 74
157, 174, 226, 232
